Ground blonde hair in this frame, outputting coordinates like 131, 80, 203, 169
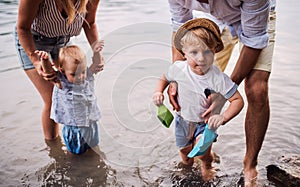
58, 45, 86, 69
55, 0, 89, 26
181, 28, 218, 53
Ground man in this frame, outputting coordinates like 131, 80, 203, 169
167, 0, 276, 185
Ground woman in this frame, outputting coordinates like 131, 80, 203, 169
14, 0, 102, 140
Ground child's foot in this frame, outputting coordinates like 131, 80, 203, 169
200, 164, 216, 182
200, 158, 215, 182
177, 161, 193, 169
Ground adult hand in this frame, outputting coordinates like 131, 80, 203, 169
202, 92, 226, 122
34, 50, 58, 83
167, 81, 180, 111
208, 114, 224, 131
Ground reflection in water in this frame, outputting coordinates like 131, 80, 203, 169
37, 137, 116, 186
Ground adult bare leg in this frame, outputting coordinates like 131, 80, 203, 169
25, 69, 59, 140
243, 69, 270, 185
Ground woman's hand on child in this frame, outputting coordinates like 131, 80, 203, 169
34, 50, 58, 83
153, 92, 164, 106
208, 114, 224, 131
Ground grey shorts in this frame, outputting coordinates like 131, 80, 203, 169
175, 114, 207, 149
14, 27, 70, 70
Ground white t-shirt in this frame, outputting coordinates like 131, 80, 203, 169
165, 61, 237, 122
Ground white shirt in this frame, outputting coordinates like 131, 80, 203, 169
166, 61, 237, 122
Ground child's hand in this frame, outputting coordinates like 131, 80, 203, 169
207, 114, 224, 131
92, 40, 104, 53
90, 40, 104, 74
153, 92, 164, 106
90, 55, 104, 74
34, 50, 56, 79
35, 50, 50, 61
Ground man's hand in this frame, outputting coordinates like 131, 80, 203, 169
167, 81, 180, 111
202, 92, 226, 122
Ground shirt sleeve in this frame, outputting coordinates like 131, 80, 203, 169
165, 63, 175, 82
223, 83, 238, 100
209, 66, 238, 100
168, 0, 193, 32
239, 0, 270, 49
165, 61, 186, 82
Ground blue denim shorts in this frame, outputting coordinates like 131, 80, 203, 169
14, 27, 70, 70
62, 122, 99, 155
175, 114, 206, 148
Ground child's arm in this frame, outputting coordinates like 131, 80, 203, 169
35, 50, 62, 89
152, 75, 169, 106
208, 90, 244, 130
89, 40, 104, 75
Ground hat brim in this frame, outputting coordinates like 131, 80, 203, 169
174, 18, 224, 54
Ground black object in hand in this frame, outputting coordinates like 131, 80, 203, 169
204, 88, 216, 98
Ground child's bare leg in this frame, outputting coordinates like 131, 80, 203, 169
198, 145, 216, 181
179, 145, 194, 166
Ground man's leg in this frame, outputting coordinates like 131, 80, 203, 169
243, 70, 270, 183
243, 9, 276, 183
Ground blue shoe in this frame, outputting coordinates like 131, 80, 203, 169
188, 124, 217, 158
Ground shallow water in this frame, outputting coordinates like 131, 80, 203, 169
0, 0, 300, 186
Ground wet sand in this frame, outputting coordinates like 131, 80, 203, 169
0, 0, 300, 186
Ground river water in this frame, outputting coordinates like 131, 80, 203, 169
0, 0, 299, 186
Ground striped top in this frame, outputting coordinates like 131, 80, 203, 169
31, 0, 86, 38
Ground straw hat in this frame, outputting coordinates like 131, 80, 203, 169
174, 18, 224, 54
